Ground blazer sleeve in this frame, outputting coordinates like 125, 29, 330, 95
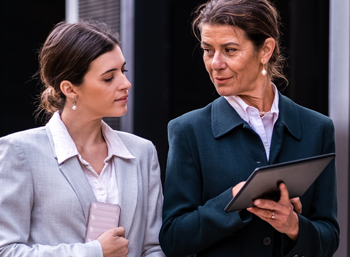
159, 119, 252, 257
281, 119, 340, 257
0, 136, 103, 257
141, 144, 166, 257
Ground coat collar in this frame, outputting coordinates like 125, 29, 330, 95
211, 93, 302, 140
276, 93, 302, 140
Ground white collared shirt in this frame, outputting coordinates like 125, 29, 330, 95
47, 111, 135, 204
224, 84, 279, 160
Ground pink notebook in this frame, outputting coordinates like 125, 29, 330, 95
85, 202, 121, 242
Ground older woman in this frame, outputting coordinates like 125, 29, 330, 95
159, 0, 339, 256
0, 21, 165, 257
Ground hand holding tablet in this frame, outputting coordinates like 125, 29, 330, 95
225, 153, 335, 213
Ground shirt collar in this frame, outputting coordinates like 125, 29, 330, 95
100, 120, 135, 160
47, 112, 135, 165
224, 83, 280, 124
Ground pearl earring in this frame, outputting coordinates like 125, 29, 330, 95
72, 96, 77, 110
262, 64, 267, 76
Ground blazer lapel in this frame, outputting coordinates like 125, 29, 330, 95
58, 158, 97, 221
114, 156, 138, 238
45, 125, 96, 222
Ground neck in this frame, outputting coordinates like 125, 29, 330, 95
60, 108, 105, 150
238, 79, 274, 112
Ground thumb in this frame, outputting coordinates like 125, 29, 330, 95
278, 183, 290, 205
113, 227, 125, 237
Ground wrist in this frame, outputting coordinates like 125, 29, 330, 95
286, 213, 299, 241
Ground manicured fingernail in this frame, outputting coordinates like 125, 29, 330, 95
255, 200, 260, 205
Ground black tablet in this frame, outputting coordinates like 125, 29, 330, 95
224, 153, 335, 213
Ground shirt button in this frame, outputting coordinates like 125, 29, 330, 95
100, 190, 105, 195
263, 237, 271, 246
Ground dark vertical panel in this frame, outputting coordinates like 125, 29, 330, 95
134, 0, 171, 182
273, 0, 292, 93
0, 0, 65, 136
169, 0, 219, 119
287, 0, 329, 115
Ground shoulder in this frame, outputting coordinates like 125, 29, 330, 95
115, 130, 156, 157
0, 127, 50, 162
280, 94, 333, 128
0, 127, 48, 147
169, 101, 214, 130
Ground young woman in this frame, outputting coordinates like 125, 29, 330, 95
0, 21, 165, 257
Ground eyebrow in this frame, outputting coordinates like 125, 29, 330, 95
201, 41, 240, 47
100, 62, 126, 76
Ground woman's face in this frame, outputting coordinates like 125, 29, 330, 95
74, 45, 131, 118
201, 24, 264, 96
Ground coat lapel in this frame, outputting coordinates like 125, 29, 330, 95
45, 125, 96, 222
211, 94, 303, 164
114, 156, 138, 238
269, 93, 302, 164
211, 97, 247, 138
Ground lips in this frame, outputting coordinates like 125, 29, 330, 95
115, 95, 128, 102
215, 76, 233, 84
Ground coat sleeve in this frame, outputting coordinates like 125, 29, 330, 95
281, 119, 340, 257
0, 135, 103, 257
141, 144, 166, 257
159, 119, 252, 257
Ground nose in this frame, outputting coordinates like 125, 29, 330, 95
211, 52, 226, 71
120, 74, 132, 91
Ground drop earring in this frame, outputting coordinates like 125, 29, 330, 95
262, 63, 267, 76
72, 96, 77, 110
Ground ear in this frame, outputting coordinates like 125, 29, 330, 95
260, 38, 275, 64
60, 80, 78, 101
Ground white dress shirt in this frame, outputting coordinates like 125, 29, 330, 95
47, 111, 135, 204
224, 84, 279, 160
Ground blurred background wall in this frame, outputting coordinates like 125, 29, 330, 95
0, 0, 348, 255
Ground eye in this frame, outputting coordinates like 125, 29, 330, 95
104, 76, 114, 82
201, 47, 214, 56
122, 69, 128, 74
226, 48, 237, 53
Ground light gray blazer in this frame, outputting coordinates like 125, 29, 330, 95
0, 125, 165, 257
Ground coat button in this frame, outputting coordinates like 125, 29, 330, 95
263, 237, 271, 246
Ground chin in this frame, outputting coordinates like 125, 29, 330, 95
215, 87, 236, 97
104, 107, 127, 118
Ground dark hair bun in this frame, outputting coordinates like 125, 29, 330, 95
40, 86, 65, 114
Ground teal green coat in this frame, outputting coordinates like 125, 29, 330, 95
159, 93, 339, 257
